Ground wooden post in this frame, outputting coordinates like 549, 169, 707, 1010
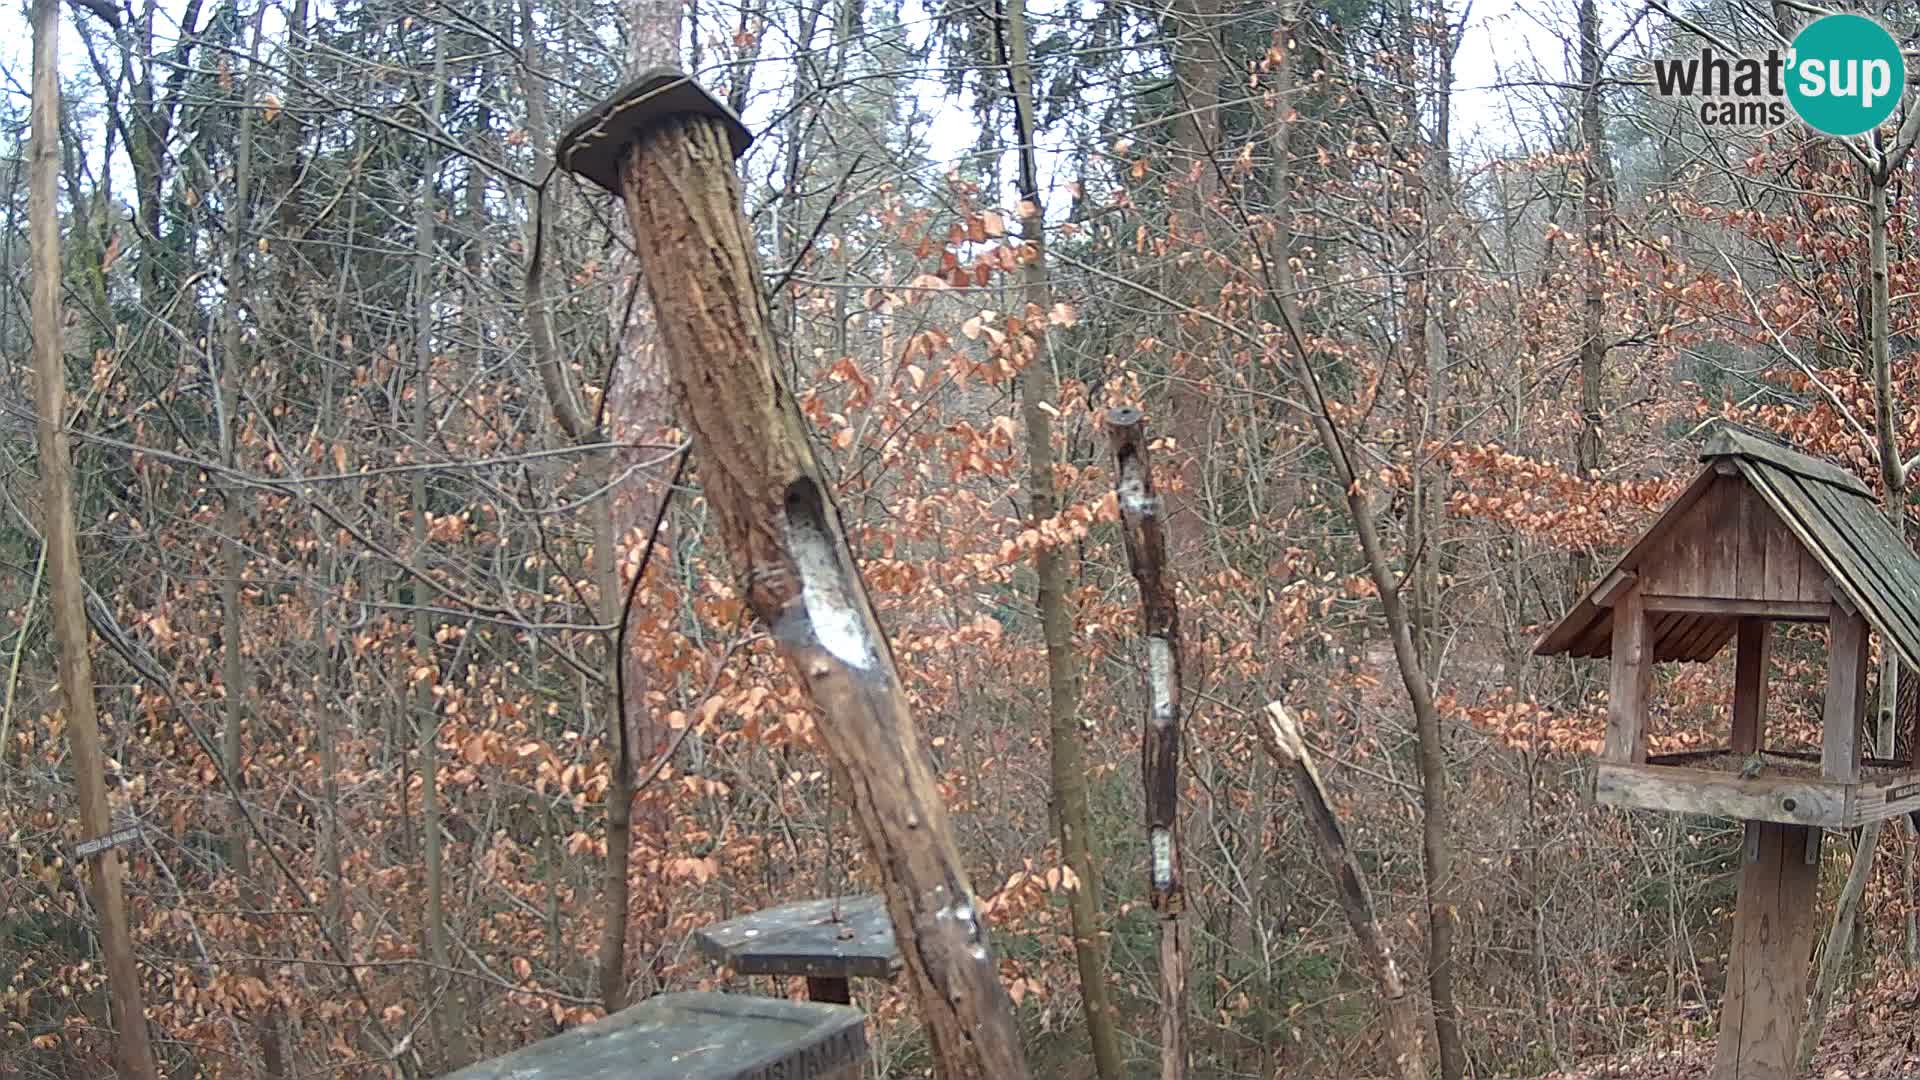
1731, 618, 1769, 754
1604, 588, 1651, 763
1107, 408, 1187, 1080
1711, 821, 1819, 1080
556, 72, 1029, 1080
1260, 704, 1426, 1080
1824, 606, 1869, 783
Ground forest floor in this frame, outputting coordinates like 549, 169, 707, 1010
1534, 967, 1920, 1079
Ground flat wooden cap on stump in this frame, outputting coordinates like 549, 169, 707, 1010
556, 69, 752, 195
439, 992, 868, 1080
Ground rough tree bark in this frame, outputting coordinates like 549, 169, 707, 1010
573, 86, 1032, 1079
1261, 704, 1426, 1080
1108, 408, 1188, 1080
1569, 0, 1614, 609
1003, 0, 1123, 1074
28, 0, 159, 1072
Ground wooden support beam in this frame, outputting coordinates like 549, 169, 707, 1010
1732, 618, 1769, 754
1605, 588, 1652, 764
1824, 606, 1869, 783
1640, 596, 1830, 620
556, 72, 1030, 1080
1712, 822, 1819, 1080
1592, 568, 1636, 608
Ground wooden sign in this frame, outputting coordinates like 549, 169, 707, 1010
74, 825, 140, 859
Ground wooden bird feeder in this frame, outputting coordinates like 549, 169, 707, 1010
693, 895, 901, 1005
1538, 425, 1920, 1080
441, 992, 868, 1080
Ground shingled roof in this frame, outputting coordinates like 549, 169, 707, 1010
1534, 426, 1920, 672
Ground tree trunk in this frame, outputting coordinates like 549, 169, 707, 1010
411, 27, 464, 1070
1003, 3, 1123, 1075
1800, 164, 1905, 1069
1255, 253, 1454, 1080
1571, 0, 1611, 600
28, 0, 160, 1073
603, 102, 1031, 1080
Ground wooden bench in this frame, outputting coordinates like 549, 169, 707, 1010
441, 991, 867, 1079
693, 894, 901, 1004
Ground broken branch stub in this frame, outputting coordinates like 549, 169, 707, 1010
556, 74, 1030, 1080
1259, 704, 1426, 1080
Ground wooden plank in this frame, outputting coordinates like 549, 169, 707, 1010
1640, 596, 1828, 620
1823, 606, 1869, 783
1759, 486, 1810, 604
1845, 771, 1920, 826
1605, 589, 1652, 764
1783, 473, 1920, 670
442, 991, 869, 1080
1732, 618, 1769, 754
1641, 479, 1721, 597
1639, 610, 1683, 661
1677, 614, 1728, 661
1654, 612, 1699, 663
1711, 822, 1819, 1080
692, 895, 901, 981
1569, 611, 1614, 659
1692, 621, 1740, 663
1593, 763, 1849, 826
1733, 480, 1770, 598
1746, 468, 1920, 667
1592, 568, 1637, 608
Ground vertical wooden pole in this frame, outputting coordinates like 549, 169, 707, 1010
1107, 408, 1188, 1080
1731, 618, 1769, 754
1712, 821, 1819, 1080
567, 81, 1031, 1080
1604, 589, 1651, 763
1824, 607, 1869, 783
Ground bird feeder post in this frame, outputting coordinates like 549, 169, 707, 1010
1537, 426, 1920, 1080
554, 72, 1030, 1080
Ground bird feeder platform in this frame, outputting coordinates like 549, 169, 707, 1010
1538, 425, 1920, 1080
693, 895, 901, 1004
439, 991, 867, 1080
1597, 747, 1920, 828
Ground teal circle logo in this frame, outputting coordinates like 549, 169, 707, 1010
1787, 14, 1905, 136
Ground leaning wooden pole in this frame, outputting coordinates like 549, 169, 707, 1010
556, 73, 1031, 1080
1260, 704, 1425, 1080
28, 0, 160, 1074
1106, 408, 1187, 1079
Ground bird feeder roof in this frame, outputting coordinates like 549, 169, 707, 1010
1535, 425, 1920, 672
